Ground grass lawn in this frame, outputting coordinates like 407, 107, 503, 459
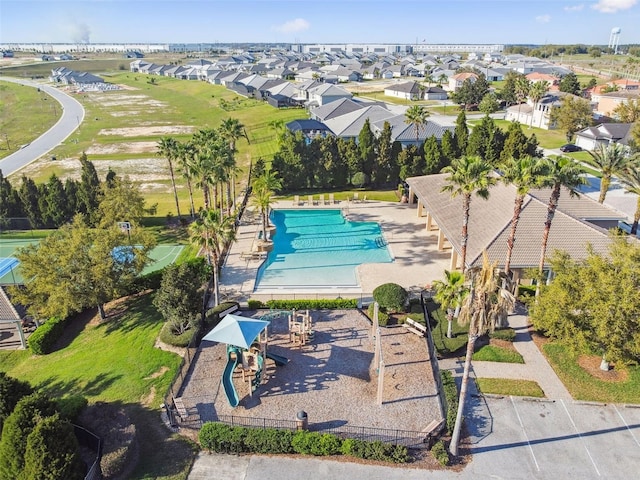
0, 292, 195, 480
425, 300, 469, 357
475, 378, 545, 398
473, 344, 525, 364
0, 80, 62, 159
542, 342, 640, 403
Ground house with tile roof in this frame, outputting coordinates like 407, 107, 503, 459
405, 174, 626, 283
448, 72, 478, 92
591, 90, 640, 117
574, 123, 635, 151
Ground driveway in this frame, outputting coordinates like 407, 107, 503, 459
0, 77, 84, 176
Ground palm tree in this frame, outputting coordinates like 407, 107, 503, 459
514, 76, 531, 120
585, 143, 631, 204
499, 155, 547, 276
449, 252, 515, 456
441, 156, 496, 273
528, 81, 549, 128
219, 118, 249, 215
176, 141, 197, 218
404, 105, 430, 144
433, 270, 468, 339
252, 170, 283, 241
537, 155, 586, 295
156, 136, 182, 220
189, 208, 236, 306
437, 73, 448, 87
618, 162, 640, 235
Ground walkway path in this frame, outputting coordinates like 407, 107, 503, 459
440, 303, 572, 400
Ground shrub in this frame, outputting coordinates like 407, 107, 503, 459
153, 263, 203, 328
28, 317, 67, 355
364, 440, 390, 461
128, 269, 163, 293
0, 372, 33, 435
243, 428, 293, 454
441, 370, 458, 435
390, 444, 410, 463
518, 284, 536, 300
264, 299, 358, 310
199, 422, 246, 454
431, 440, 450, 466
55, 395, 88, 422
247, 299, 264, 309
367, 304, 389, 326
158, 321, 197, 347
489, 328, 516, 342
205, 302, 240, 328
372, 283, 408, 313
340, 438, 367, 458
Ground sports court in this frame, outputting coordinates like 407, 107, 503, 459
0, 237, 184, 285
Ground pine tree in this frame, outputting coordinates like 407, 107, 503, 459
454, 111, 469, 155
358, 119, 376, 180
423, 135, 443, 174
43, 174, 68, 227
18, 176, 42, 228
76, 154, 101, 225
375, 121, 394, 186
440, 129, 458, 167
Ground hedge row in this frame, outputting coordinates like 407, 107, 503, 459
28, 317, 67, 355
158, 322, 197, 348
199, 422, 409, 463
440, 370, 459, 435
205, 302, 240, 328
247, 299, 359, 310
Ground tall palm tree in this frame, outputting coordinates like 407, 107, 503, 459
176, 141, 197, 218
618, 162, 640, 235
537, 155, 586, 295
189, 209, 236, 307
157, 136, 182, 220
404, 105, 430, 144
433, 270, 468, 339
528, 80, 549, 128
499, 155, 547, 275
449, 252, 515, 456
514, 76, 531, 120
252, 170, 283, 241
441, 156, 496, 273
585, 143, 631, 204
219, 118, 249, 215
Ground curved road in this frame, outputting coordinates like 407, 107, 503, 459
0, 77, 85, 176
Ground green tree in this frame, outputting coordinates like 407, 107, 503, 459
11, 215, 155, 320
559, 72, 581, 95
76, 154, 101, 225
467, 115, 503, 164
252, 170, 282, 240
441, 156, 496, 272
219, 117, 248, 215
528, 81, 550, 128
317, 135, 345, 188
514, 75, 531, 119
550, 96, 593, 142
42, 174, 68, 228
271, 131, 306, 191
97, 176, 148, 229
374, 121, 396, 186
478, 92, 500, 115
500, 121, 532, 163
530, 237, 640, 367
0, 372, 33, 436
585, 143, 632, 203
423, 135, 443, 174
588, 46, 602, 58
618, 165, 640, 234
153, 263, 203, 335
537, 156, 586, 295
440, 129, 458, 166
612, 98, 640, 123
433, 270, 468, 338
499, 155, 547, 275
0, 392, 57, 479
63, 178, 79, 218
189, 209, 236, 306
157, 136, 182, 220
22, 413, 84, 480
358, 119, 377, 179
449, 253, 514, 456
404, 105, 430, 143
18, 176, 41, 228
176, 140, 197, 217
397, 144, 424, 180
500, 71, 526, 106
453, 111, 469, 155
0, 170, 20, 220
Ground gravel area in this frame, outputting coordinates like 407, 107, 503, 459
178, 310, 442, 436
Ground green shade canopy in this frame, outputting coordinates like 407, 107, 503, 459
202, 314, 270, 349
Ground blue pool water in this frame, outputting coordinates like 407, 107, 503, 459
254, 209, 392, 289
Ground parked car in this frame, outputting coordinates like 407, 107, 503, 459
560, 144, 582, 152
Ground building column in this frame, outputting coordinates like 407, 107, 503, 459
417, 201, 423, 217
450, 249, 459, 271
408, 186, 415, 205
426, 211, 433, 231
438, 229, 446, 250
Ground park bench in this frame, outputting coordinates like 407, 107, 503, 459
422, 419, 444, 446
173, 397, 188, 422
218, 303, 239, 318
404, 318, 427, 337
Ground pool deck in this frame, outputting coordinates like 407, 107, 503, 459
219, 199, 451, 305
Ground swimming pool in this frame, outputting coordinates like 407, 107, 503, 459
254, 209, 392, 290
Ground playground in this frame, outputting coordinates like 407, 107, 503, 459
177, 309, 442, 438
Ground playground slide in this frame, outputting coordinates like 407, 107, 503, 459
221, 350, 240, 408
251, 354, 265, 391
266, 352, 289, 366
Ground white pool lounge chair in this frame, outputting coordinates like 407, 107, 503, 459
329, 193, 335, 204
319, 194, 325, 205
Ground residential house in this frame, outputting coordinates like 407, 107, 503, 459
372, 115, 455, 148
306, 84, 353, 107
323, 105, 395, 141
423, 86, 448, 100
574, 123, 635, 151
130, 59, 151, 72
309, 98, 366, 122
448, 72, 478, 92
384, 81, 422, 101
591, 91, 640, 117
505, 92, 574, 130
285, 119, 333, 142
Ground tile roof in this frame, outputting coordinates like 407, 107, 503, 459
406, 173, 624, 269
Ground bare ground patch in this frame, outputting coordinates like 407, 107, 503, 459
98, 125, 195, 137
85, 141, 158, 155
578, 355, 629, 382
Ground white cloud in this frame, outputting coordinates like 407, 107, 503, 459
272, 18, 310, 34
592, 0, 638, 13
535, 14, 552, 23
564, 4, 584, 12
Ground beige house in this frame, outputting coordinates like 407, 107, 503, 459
591, 91, 640, 117
405, 174, 624, 284
448, 72, 478, 92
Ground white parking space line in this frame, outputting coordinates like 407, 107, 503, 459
561, 400, 601, 477
614, 404, 640, 448
510, 396, 540, 471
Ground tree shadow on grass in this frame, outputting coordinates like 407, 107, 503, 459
99, 292, 164, 336
35, 371, 123, 399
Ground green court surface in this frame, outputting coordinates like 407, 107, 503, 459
0, 241, 184, 285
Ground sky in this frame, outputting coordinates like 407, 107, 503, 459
1, 0, 640, 46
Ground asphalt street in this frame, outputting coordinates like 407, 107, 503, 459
0, 76, 85, 176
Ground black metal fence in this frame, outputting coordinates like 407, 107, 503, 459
421, 290, 447, 421
73, 424, 102, 480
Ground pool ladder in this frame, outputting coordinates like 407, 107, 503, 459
375, 236, 387, 248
